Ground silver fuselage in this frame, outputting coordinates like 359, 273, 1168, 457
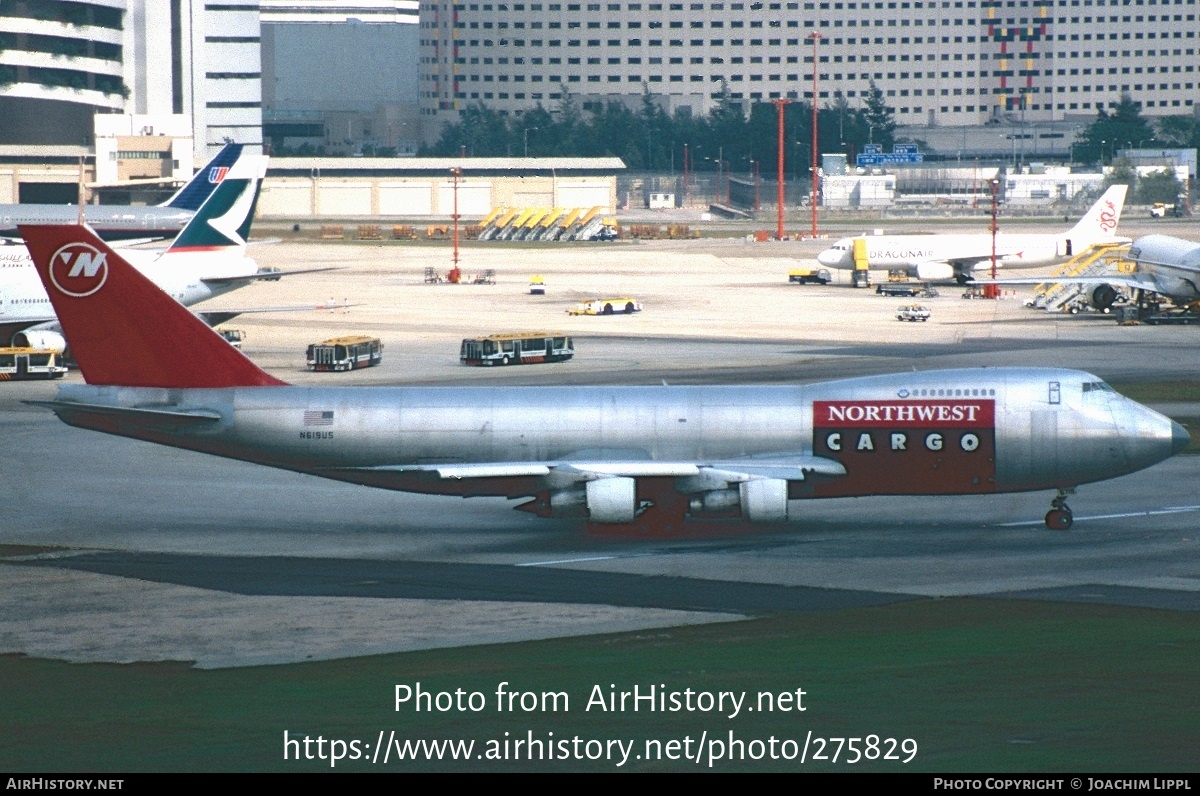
1128, 234, 1200, 303
0, 205, 192, 241
49, 367, 1183, 503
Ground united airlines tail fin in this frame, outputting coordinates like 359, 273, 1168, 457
159, 143, 245, 211
165, 154, 269, 253
1066, 184, 1127, 247
18, 223, 286, 389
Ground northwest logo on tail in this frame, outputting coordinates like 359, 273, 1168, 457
48, 243, 108, 297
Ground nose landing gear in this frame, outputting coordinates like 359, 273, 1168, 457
1045, 489, 1075, 530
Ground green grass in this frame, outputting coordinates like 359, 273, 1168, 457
3, 599, 1197, 772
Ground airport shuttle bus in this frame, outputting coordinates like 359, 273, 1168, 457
0, 347, 67, 380
460, 332, 574, 366
306, 336, 383, 372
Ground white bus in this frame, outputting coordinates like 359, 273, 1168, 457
306, 336, 383, 372
460, 332, 574, 366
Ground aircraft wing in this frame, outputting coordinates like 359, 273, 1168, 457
195, 302, 361, 327
325, 454, 847, 485
200, 266, 342, 287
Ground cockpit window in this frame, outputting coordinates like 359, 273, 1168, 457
1082, 381, 1116, 394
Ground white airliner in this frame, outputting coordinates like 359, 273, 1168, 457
0, 153, 285, 351
816, 185, 1128, 283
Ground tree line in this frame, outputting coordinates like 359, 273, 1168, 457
419, 85, 898, 179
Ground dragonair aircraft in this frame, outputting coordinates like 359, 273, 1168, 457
18, 223, 1188, 534
817, 185, 1128, 284
0, 143, 244, 242
0, 152, 320, 351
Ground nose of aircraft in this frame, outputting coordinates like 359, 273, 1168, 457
1120, 402, 1191, 473
816, 244, 846, 267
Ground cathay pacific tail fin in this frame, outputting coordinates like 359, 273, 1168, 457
165, 154, 269, 253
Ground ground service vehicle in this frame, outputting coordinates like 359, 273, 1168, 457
461, 333, 574, 366
788, 268, 831, 285
306, 336, 383, 372
20, 224, 1191, 535
0, 347, 67, 380
218, 329, 245, 349
877, 282, 924, 297
897, 305, 931, 322
568, 298, 641, 315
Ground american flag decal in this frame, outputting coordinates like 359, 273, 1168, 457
303, 410, 334, 426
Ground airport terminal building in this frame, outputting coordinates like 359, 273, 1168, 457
419, 0, 1199, 131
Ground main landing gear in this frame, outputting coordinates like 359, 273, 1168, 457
1044, 488, 1075, 530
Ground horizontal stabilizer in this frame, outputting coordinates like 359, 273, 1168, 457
25, 399, 221, 425
196, 301, 361, 327
200, 266, 342, 287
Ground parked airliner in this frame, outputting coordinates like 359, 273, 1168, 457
20, 223, 1187, 534
992, 234, 1200, 313
817, 185, 1128, 283
0, 144, 244, 242
0, 153, 290, 351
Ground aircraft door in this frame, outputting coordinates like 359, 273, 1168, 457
1027, 409, 1059, 485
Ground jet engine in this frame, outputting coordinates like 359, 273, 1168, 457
739, 479, 789, 522
585, 477, 637, 523
915, 262, 956, 282
1089, 284, 1118, 312
687, 479, 790, 522
546, 477, 638, 522
12, 330, 66, 352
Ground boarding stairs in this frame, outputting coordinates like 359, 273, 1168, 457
567, 207, 605, 241
1034, 243, 1131, 312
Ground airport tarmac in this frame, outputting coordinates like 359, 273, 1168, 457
3, 228, 1199, 668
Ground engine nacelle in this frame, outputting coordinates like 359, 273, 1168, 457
688, 488, 741, 517
739, 479, 789, 523
585, 477, 637, 523
12, 330, 66, 352
915, 262, 956, 282
1090, 284, 1118, 311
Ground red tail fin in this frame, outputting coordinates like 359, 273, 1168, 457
19, 224, 286, 388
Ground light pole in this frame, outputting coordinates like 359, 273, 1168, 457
773, 99, 790, 239
451, 166, 462, 276
749, 158, 760, 213
808, 31, 823, 238
985, 178, 1001, 299
523, 127, 538, 158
